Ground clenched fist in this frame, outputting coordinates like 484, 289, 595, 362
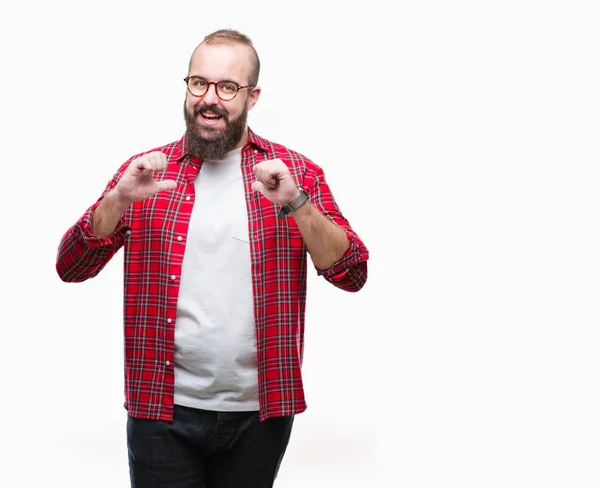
113, 151, 177, 207
252, 158, 300, 206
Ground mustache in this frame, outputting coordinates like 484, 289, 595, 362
193, 104, 228, 120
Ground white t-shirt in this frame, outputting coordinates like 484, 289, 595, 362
173, 147, 258, 411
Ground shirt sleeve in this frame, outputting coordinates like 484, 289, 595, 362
302, 164, 369, 292
56, 164, 131, 283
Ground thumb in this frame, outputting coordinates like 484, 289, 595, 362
252, 180, 266, 193
155, 180, 177, 193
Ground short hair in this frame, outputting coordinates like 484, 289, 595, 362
189, 29, 260, 86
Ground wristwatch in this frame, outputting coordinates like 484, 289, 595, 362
278, 188, 309, 219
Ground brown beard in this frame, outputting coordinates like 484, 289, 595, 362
184, 99, 249, 160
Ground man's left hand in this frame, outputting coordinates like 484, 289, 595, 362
252, 159, 300, 206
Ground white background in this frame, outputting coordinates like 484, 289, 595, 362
1, 1, 599, 487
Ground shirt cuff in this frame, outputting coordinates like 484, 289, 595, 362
315, 231, 368, 278
75, 204, 131, 249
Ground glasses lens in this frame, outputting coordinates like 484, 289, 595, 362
188, 77, 208, 97
216, 81, 239, 100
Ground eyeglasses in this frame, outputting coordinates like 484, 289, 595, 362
184, 76, 254, 101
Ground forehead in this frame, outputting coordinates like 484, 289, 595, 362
189, 43, 253, 83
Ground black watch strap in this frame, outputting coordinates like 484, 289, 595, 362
278, 189, 309, 219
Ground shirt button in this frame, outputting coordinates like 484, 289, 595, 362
185, 196, 191, 201
177, 236, 183, 241
167, 318, 172, 323
165, 360, 171, 366
253, 149, 258, 154
170, 275, 177, 280
125, 230, 132, 235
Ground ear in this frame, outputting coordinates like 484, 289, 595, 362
246, 86, 261, 111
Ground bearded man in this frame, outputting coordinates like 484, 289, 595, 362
56, 28, 369, 488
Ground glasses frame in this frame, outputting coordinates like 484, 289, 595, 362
183, 76, 255, 101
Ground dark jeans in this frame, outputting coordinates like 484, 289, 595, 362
127, 405, 294, 488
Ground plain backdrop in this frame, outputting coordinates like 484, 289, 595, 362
1, 1, 599, 487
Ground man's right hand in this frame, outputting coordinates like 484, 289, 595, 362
112, 151, 177, 208
91, 152, 177, 237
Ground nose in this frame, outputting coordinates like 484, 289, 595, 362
201, 82, 220, 104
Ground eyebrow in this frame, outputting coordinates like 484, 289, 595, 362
189, 75, 242, 85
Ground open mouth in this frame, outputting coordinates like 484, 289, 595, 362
200, 110, 222, 121
195, 106, 227, 127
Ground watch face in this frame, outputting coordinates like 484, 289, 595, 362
278, 207, 289, 219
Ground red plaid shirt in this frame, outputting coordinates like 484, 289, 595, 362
56, 128, 369, 421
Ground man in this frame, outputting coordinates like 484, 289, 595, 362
56, 29, 369, 488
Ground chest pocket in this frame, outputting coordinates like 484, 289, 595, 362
232, 219, 250, 244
